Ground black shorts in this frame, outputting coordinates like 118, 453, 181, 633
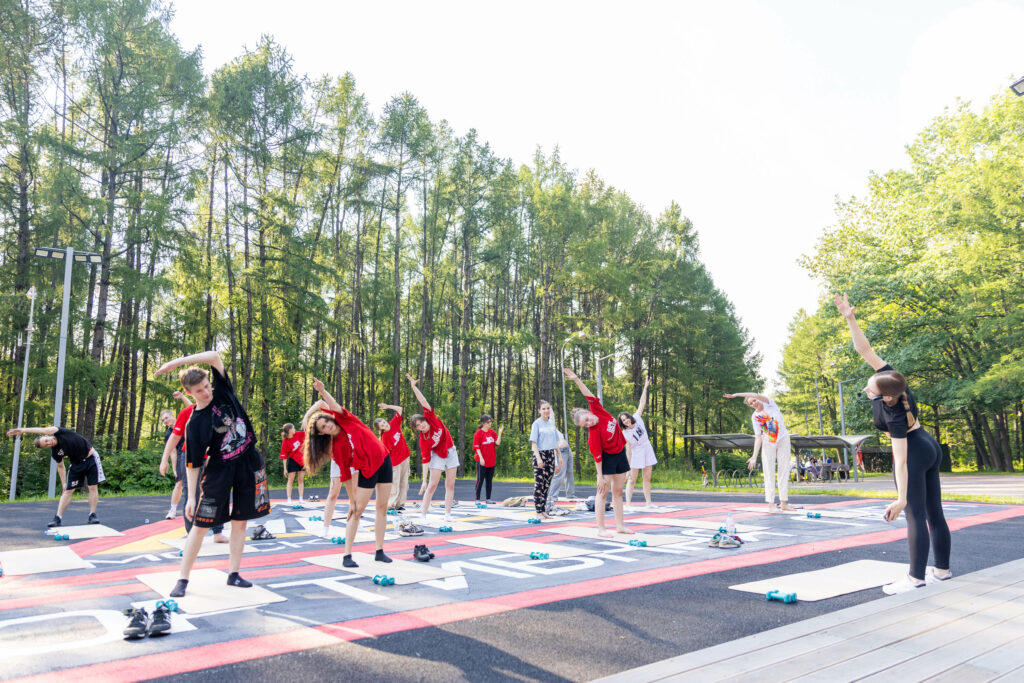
193, 460, 270, 527
285, 458, 304, 474
66, 458, 99, 490
357, 456, 393, 489
600, 449, 630, 476
174, 451, 187, 483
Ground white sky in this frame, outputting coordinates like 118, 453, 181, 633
169, 0, 1024, 386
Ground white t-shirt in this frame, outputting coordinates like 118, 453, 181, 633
623, 414, 652, 449
751, 397, 788, 444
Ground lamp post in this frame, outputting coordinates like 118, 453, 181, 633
560, 331, 587, 435
595, 352, 614, 401
814, 374, 824, 460
34, 246, 103, 497
9, 287, 37, 501
1010, 75, 1024, 96
837, 377, 859, 482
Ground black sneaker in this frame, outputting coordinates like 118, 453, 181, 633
87, 512, 100, 524
123, 608, 150, 639
148, 604, 172, 637
47, 515, 62, 528
413, 545, 432, 562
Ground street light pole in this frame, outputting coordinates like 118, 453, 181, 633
837, 377, 859, 483
595, 352, 614, 401
814, 374, 824, 460
560, 331, 586, 436
9, 287, 37, 501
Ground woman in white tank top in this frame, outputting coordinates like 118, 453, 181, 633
619, 377, 657, 509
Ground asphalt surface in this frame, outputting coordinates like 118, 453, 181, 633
3, 480, 1023, 683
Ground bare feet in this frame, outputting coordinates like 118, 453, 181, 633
766, 503, 779, 513
597, 529, 615, 538
539, 513, 552, 520
780, 502, 792, 511
213, 533, 229, 543
616, 526, 635, 535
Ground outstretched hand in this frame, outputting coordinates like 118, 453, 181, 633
644, 376, 651, 388
154, 361, 174, 377
723, 393, 736, 399
406, 373, 418, 386
172, 390, 184, 400
6, 428, 23, 438
312, 377, 325, 393
562, 368, 577, 380
833, 293, 855, 319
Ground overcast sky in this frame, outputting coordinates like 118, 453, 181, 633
169, 0, 1024, 386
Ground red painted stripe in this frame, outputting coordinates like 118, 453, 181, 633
72, 519, 183, 557
12, 505, 1022, 683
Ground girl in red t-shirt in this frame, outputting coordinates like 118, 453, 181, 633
279, 423, 306, 504
473, 415, 503, 504
407, 373, 459, 522
564, 368, 633, 538
303, 377, 392, 568
374, 403, 412, 511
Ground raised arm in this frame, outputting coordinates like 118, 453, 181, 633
562, 368, 594, 399
173, 390, 193, 408
723, 392, 771, 403
312, 378, 341, 413
6, 425, 58, 438
406, 374, 431, 411
154, 350, 224, 378
834, 293, 887, 371
636, 376, 651, 417
301, 399, 328, 429
378, 403, 403, 416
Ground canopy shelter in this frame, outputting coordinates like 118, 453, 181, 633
683, 434, 875, 485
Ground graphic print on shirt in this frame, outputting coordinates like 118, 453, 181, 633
605, 421, 616, 436
482, 435, 495, 446
431, 429, 442, 448
629, 425, 645, 443
754, 413, 780, 444
212, 406, 253, 461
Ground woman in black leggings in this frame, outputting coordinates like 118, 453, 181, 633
836, 294, 952, 594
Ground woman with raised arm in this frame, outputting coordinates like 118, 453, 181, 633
375, 403, 412, 511
303, 378, 392, 568
563, 368, 633, 538
834, 293, 951, 594
473, 415, 503, 505
620, 376, 657, 510
279, 422, 306, 505
723, 389, 793, 513
528, 401, 565, 519
407, 374, 459, 521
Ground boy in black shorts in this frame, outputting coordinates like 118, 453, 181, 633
6, 425, 103, 526
154, 351, 270, 598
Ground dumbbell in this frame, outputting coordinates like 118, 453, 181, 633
330, 536, 345, 544
155, 599, 180, 612
766, 590, 797, 604
308, 515, 323, 521
387, 509, 398, 515
629, 539, 648, 547
292, 504, 303, 509
527, 518, 542, 524
439, 525, 453, 532
476, 503, 487, 509
372, 574, 395, 586
529, 551, 549, 560
806, 512, 821, 519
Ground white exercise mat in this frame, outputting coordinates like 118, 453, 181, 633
543, 525, 682, 546
137, 569, 286, 615
447, 535, 596, 558
296, 519, 396, 541
735, 506, 871, 519
303, 552, 463, 584
43, 524, 123, 539
629, 517, 768, 533
248, 518, 287, 536
416, 515, 497, 531
160, 534, 255, 556
729, 560, 909, 601
0, 546, 93, 576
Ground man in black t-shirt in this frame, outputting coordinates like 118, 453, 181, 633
154, 350, 270, 598
6, 425, 104, 527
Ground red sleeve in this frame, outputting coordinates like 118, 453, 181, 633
472, 429, 484, 452
586, 396, 612, 422
279, 440, 289, 458
389, 414, 403, 432
172, 404, 195, 437
587, 428, 604, 463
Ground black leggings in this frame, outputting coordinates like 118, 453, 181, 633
475, 464, 494, 500
899, 428, 951, 580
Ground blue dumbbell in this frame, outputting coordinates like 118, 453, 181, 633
766, 590, 797, 604
292, 504, 302, 509
155, 600, 165, 609
330, 536, 345, 544
529, 551, 549, 560
629, 539, 648, 547
387, 509, 397, 515
439, 525, 453, 532
806, 512, 821, 519
373, 574, 395, 586
165, 599, 179, 612
476, 503, 487, 509
527, 518, 541, 524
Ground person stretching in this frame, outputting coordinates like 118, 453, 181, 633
8, 425, 103, 527
154, 351, 271, 598
473, 415, 503, 504
563, 368, 633, 538
835, 293, 951, 594
621, 376, 656, 510
407, 374, 459, 522
279, 423, 306, 504
376, 403, 412, 511
304, 378, 392, 568
724, 390, 793, 512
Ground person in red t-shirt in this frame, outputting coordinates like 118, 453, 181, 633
564, 368, 633, 538
473, 415, 503, 504
279, 423, 306, 504
374, 403, 411, 511
303, 377, 392, 568
407, 373, 459, 522
158, 390, 193, 519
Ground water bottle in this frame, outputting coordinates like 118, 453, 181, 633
726, 513, 735, 537
144, 519, 150, 524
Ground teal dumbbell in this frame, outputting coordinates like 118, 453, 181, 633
529, 551, 549, 560
476, 503, 487, 509
629, 539, 648, 547
330, 536, 345, 544
387, 509, 397, 515
527, 518, 541, 524
308, 515, 323, 521
292, 504, 302, 509
439, 525, 453, 532
178, 550, 183, 557
806, 512, 821, 519
165, 599, 179, 612
55, 533, 69, 541
373, 574, 395, 586
766, 590, 797, 604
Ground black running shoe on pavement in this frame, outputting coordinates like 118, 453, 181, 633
413, 545, 431, 562
123, 608, 150, 639
87, 512, 100, 524
148, 604, 172, 637
47, 515, 62, 528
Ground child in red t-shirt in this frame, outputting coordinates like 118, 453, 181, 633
279, 423, 306, 504
407, 374, 459, 522
374, 403, 411, 510
564, 368, 633, 538
303, 377, 392, 568
473, 415, 503, 503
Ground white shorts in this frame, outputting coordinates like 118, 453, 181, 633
428, 445, 460, 471
630, 443, 658, 469
330, 459, 340, 479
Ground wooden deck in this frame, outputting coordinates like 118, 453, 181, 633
598, 557, 1024, 682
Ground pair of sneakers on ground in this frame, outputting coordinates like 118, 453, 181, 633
123, 604, 172, 639
708, 530, 742, 549
883, 568, 954, 594
48, 512, 99, 527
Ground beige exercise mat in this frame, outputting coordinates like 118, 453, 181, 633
137, 569, 286, 615
729, 560, 908, 601
295, 519, 396, 541
416, 516, 497, 531
303, 552, 463, 584
735, 506, 871, 519
544, 525, 682, 546
629, 517, 768, 533
0, 546, 94, 576
248, 518, 287, 536
43, 524, 123, 540
447, 535, 596, 558
160, 534, 255, 556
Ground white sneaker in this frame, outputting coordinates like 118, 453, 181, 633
925, 568, 953, 585
320, 527, 331, 539
624, 506, 637, 513
883, 574, 925, 595
444, 514, 453, 522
